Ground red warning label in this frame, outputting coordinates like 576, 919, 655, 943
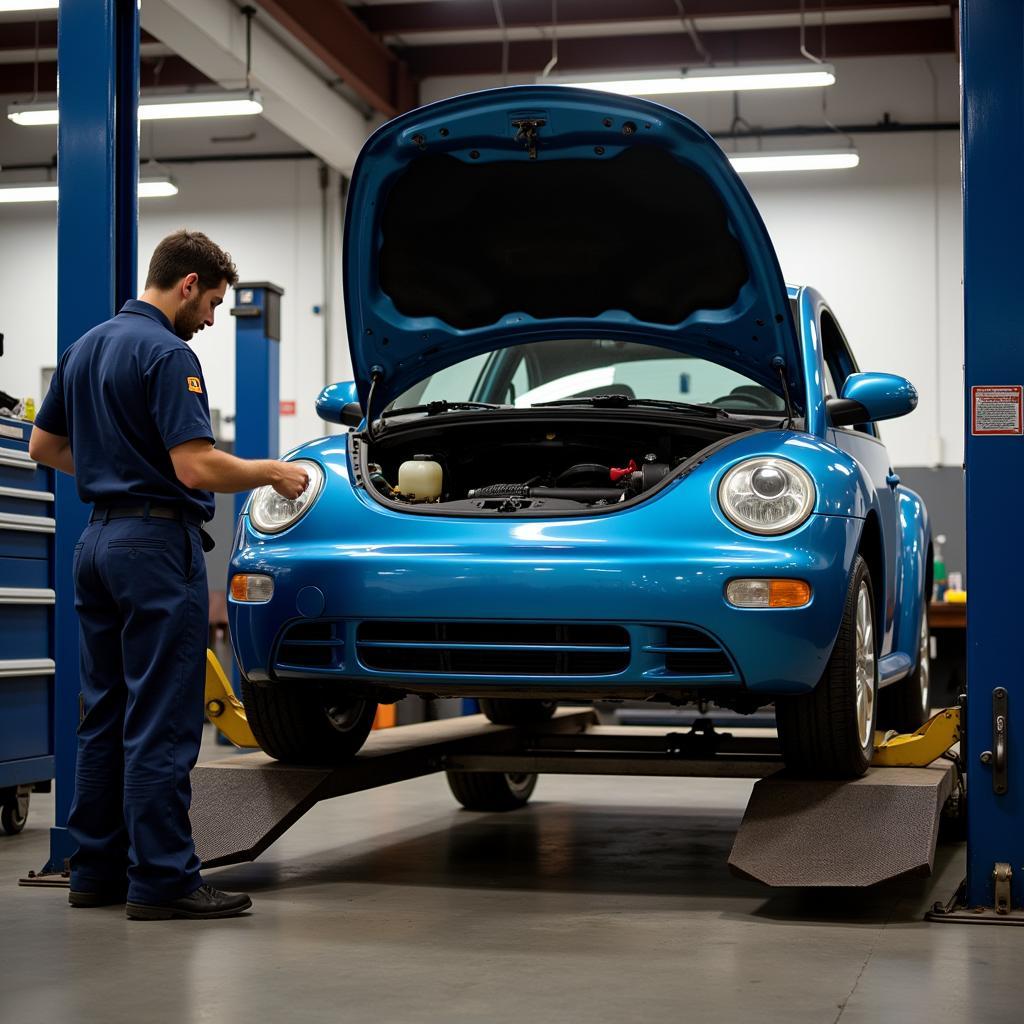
972, 385, 1023, 435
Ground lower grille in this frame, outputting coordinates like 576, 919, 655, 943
274, 620, 345, 675
658, 626, 735, 677
356, 621, 630, 676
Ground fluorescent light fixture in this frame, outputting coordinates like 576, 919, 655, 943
0, 1, 59, 11
0, 177, 178, 204
728, 150, 860, 173
5, 106, 57, 127
8, 90, 263, 127
545, 63, 836, 96
139, 91, 263, 121
138, 177, 180, 197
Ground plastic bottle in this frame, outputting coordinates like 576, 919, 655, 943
398, 455, 443, 501
932, 534, 947, 601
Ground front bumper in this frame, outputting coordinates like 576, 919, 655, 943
229, 510, 862, 698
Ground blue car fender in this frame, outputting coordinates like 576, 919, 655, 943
893, 485, 931, 666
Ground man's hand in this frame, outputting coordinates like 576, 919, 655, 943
271, 461, 310, 500
170, 439, 309, 496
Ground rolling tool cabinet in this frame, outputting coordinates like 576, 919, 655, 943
0, 414, 55, 834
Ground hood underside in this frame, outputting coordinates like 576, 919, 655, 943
344, 86, 801, 411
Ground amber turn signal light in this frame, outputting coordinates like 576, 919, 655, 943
726, 578, 812, 608
230, 574, 274, 602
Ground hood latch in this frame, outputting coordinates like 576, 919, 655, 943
512, 118, 546, 160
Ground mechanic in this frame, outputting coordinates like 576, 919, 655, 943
29, 229, 309, 921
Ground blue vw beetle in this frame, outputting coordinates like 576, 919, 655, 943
228, 87, 930, 787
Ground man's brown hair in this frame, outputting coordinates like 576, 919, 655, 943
145, 229, 238, 291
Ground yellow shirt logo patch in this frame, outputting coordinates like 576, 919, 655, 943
187, 376, 203, 394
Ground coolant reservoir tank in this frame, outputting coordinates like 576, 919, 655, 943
398, 454, 443, 501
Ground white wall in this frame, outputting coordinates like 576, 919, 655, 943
0, 158, 350, 455
0, 54, 964, 467
746, 131, 963, 467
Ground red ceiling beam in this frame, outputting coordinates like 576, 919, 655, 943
0, 56, 209, 97
399, 18, 956, 77
357, 0, 947, 36
257, 0, 417, 116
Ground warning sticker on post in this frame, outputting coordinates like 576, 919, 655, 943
972, 385, 1023, 435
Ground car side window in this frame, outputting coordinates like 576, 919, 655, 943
820, 310, 876, 437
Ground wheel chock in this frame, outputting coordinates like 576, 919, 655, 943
872, 707, 961, 768
204, 649, 259, 749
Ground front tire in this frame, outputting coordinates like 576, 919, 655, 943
777, 555, 879, 778
241, 680, 378, 764
446, 771, 538, 811
479, 698, 556, 726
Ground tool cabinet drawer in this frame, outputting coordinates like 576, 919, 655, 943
0, 557, 49, 589
0, 668, 53, 764
0, 417, 31, 446
0, 483, 54, 517
0, 448, 49, 494
0, 513, 53, 559
0, 592, 53, 660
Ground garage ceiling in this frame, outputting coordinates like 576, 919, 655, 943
352, 1, 957, 86
0, 1, 957, 166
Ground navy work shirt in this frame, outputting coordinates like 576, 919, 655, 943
35, 299, 216, 521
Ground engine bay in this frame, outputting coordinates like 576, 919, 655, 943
355, 412, 751, 516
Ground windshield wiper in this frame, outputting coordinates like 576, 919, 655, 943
534, 395, 729, 419
381, 399, 504, 419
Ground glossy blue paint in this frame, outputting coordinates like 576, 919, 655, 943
316, 380, 360, 424
49, 0, 139, 872
962, 0, 1024, 910
229, 421, 922, 702
840, 372, 918, 423
230, 94, 929, 721
343, 86, 800, 410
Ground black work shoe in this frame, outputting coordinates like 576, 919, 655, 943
69, 888, 128, 908
125, 883, 252, 920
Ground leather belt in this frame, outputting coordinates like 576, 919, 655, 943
90, 504, 203, 528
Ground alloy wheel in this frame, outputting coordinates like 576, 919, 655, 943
504, 774, 536, 798
855, 581, 876, 749
918, 611, 931, 718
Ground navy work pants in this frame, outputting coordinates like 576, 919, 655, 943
67, 515, 208, 904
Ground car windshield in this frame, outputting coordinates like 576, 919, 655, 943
390, 339, 787, 415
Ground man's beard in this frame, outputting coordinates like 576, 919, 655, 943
173, 291, 204, 341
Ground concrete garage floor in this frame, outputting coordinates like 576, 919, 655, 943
2, 728, 1023, 1024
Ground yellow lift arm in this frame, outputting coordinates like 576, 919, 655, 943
872, 707, 962, 768
204, 649, 259, 749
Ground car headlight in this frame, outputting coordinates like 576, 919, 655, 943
718, 457, 815, 535
249, 460, 324, 534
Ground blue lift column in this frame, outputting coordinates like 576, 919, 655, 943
46, 0, 139, 873
229, 283, 283, 693
960, 0, 1024, 916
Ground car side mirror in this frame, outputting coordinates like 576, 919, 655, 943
316, 380, 363, 427
827, 372, 918, 427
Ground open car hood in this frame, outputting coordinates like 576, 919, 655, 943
344, 86, 801, 412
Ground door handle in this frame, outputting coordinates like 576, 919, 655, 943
886, 472, 901, 488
